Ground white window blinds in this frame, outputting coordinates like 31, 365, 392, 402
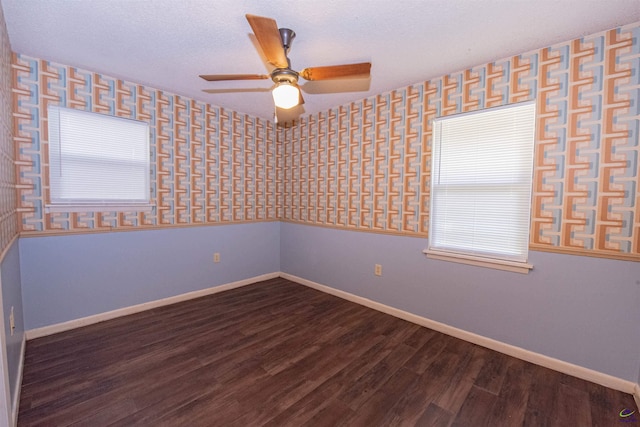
428, 102, 536, 263
47, 106, 151, 211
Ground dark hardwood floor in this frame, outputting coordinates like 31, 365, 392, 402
18, 278, 638, 426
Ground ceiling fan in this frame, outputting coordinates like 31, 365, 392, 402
200, 14, 372, 112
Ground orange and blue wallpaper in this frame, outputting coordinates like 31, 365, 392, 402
0, 3, 16, 256
12, 22, 640, 260
281, 22, 640, 260
12, 55, 279, 234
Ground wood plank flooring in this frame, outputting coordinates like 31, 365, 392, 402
18, 278, 639, 426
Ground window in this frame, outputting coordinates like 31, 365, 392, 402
426, 102, 536, 273
47, 106, 151, 212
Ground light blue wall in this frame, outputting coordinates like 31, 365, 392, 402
16, 220, 640, 384
280, 222, 640, 383
20, 222, 280, 330
0, 239, 24, 406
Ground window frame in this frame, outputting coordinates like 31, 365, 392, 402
424, 102, 536, 274
45, 106, 153, 213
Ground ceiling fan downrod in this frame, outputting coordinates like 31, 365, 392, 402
278, 28, 296, 52
269, 28, 296, 83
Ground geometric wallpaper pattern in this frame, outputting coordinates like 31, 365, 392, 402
533, 26, 640, 256
12, 54, 278, 234
280, 92, 426, 234
281, 22, 640, 260
11, 22, 640, 261
0, 4, 16, 257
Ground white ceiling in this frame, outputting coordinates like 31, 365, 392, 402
3, 0, 640, 124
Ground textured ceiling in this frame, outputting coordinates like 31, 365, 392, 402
3, 0, 640, 124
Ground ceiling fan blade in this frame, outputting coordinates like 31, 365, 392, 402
299, 62, 371, 81
246, 14, 289, 68
200, 74, 269, 82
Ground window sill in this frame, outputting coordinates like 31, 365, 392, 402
423, 249, 533, 274
45, 203, 154, 213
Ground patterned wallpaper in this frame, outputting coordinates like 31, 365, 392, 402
10, 22, 640, 261
281, 22, 640, 260
0, 3, 16, 257
12, 56, 279, 234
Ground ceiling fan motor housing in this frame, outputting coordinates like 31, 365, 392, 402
271, 67, 298, 84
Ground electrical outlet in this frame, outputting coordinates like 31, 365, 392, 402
9, 306, 15, 336
213, 252, 220, 263
374, 264, 382, 276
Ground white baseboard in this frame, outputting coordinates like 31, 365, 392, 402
11, 336, 25, 427
25, 272, 280, 340
280, 272, 638, 395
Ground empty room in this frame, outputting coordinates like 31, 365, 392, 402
0, 0, 639, 426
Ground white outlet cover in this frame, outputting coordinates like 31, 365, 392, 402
9, 306, 14, 335
375, 264, 382, 276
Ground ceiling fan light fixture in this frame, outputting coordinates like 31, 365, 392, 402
272, 82, 300, 109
